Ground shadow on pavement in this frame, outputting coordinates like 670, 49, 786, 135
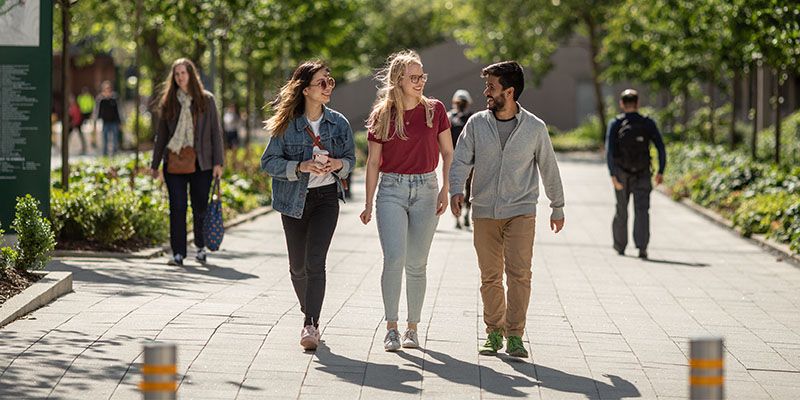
398, 349, 535, 397
312, 343, 421, 394
643, 258, 710, 267
0, 330, 152, 398
503, 358, 641, 399
394, 349, 641, 399
180, 263, 259, 280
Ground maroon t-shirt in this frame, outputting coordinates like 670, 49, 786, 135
368, 99, 451, 174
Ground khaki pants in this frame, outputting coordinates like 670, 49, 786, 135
473, 214, 535, 337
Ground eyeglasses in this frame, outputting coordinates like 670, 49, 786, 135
309, 76, 336, 91
404, 73, 428, 84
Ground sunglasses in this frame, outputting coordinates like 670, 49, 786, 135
309, 76, 336, 91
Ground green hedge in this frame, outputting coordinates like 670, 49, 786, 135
665, 143, 800, 253
51, 145, 271, 251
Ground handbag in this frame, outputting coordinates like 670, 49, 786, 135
166, 110, 199, 174
303, 126, 349, 191
167, 146, 197, 174
203, 178, 224, 251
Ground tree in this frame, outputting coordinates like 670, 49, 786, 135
455, 0, 623, 143
734, 0, 800, 164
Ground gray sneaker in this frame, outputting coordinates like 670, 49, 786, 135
401, 329, 419, 348
384, 328, 401, 352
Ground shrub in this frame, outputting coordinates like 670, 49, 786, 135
550, 115, 602, 152
11, 195, 56, 271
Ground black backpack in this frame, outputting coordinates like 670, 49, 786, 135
614, 115, 651, 174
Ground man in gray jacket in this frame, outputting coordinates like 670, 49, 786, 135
449, 61, 565, 358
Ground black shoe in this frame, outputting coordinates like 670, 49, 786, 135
614, 245, 624, 256
638, 249, 648, 259
167, 254, 184, 266
196, 248, 207, 264
464, 216, 470, 227
455, 221, 462, 230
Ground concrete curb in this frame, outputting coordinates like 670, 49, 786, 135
656, 187, 800, 267
0, 271, 73, 328
52, 206, 273, 260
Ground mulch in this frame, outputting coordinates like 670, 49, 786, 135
0, 269, 42, 306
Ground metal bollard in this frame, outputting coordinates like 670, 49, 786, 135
689, 336, 724, 400
140, 342, 177, 400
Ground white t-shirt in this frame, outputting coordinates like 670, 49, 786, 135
307, 116, 336, 189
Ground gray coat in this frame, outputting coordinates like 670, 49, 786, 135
449, 105, 565, 220
151, 91, 225, 171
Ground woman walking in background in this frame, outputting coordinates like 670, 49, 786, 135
261, 60, 355, 351
360, 50, 453, 352
94, 81, 123, 156
151, 58, 224, 267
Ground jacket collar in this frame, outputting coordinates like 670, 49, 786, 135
293, 105, 335, 131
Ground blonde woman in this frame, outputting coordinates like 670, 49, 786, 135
360, 50, 453, 351
261, 61, 355, 351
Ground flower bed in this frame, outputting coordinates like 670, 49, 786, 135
50, 145, 272, 252
664, 143, 800, 253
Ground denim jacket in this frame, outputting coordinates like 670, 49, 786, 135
261, 106, 356, 219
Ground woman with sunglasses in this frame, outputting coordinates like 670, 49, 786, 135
360, 50, 453, 351
261, 60, 355, 351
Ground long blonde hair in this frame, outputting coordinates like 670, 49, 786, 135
367, 50, 434, 141
265, 60, 329, 136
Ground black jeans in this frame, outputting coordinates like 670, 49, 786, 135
613, 171, 652, 251
165, 167, 213, 257
281, 183, 340, 327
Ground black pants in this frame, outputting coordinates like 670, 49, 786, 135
281, 183, 340, 327
165, 167, 213, 257
613, 171, 652, 252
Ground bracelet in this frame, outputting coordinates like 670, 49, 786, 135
295, 163, 301, 177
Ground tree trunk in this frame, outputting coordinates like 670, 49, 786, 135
244, 50, 253, 147
585, 15, 607, 146
774, 70, 782, 165
60, 0, 71, 191
132, 0, 142, 187
751, 64, 758, 159
219, 37, 226, 108
707, 80, 716, 144
730, 69, 740, 150
681, 87, 690, 129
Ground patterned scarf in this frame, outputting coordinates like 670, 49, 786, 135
167, 90, 194, 153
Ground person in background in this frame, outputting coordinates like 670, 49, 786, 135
93, 81, 123, 156
77, 87, 95, 148
151, 58, 225, 267
68, 94, 87, 154
223, 104, 241, 150
448, 89, 474, 229
606, 89, 667, 260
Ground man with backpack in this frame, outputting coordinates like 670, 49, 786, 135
606, 89, 666, 259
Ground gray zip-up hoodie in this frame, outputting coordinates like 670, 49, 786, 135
449, 105, 565, 220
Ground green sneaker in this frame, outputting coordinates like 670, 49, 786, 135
506, 336, 529, 358
479, 330, 504, 355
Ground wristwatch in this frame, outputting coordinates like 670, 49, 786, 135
295, 162, 301, 178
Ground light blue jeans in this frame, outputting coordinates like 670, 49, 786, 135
376, 172, 440, 323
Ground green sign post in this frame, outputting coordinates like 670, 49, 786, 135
0, 0, 53, 227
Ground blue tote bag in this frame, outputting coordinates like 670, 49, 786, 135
203, 178, 224, 251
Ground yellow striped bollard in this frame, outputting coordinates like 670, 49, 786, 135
140, 343, 177, 400
689, 336, 724, 400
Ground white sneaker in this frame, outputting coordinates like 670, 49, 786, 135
401, 329, 419, 348
384, 328, 401, 352
300, 325, 320, 351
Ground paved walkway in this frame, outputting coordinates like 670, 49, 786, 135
1, 156, 799, 399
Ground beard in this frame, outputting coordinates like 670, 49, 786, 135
487, 94, 506, 112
